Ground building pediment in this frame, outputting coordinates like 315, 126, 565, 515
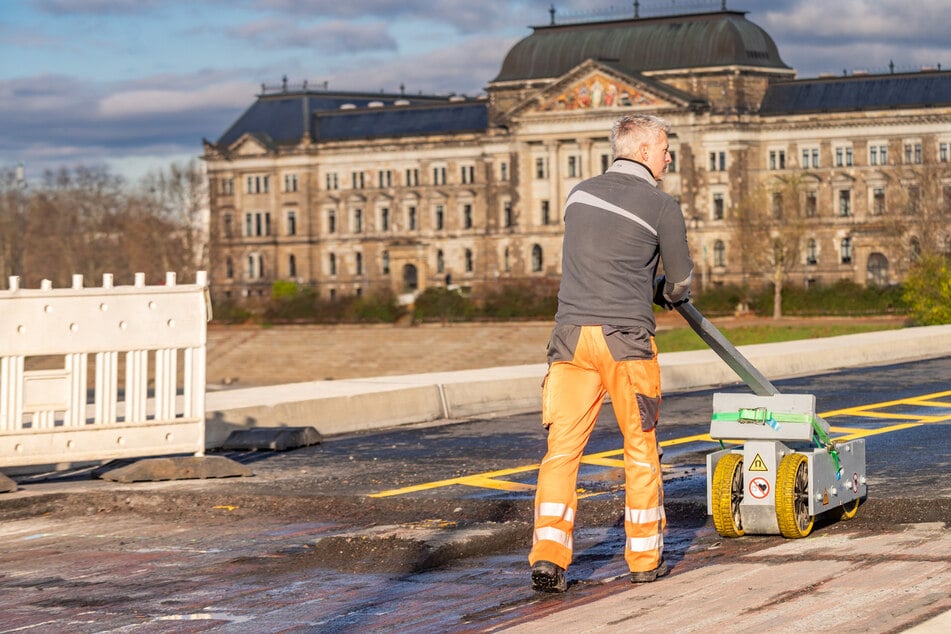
506, 60, 695, 119
228, 132, 275, 157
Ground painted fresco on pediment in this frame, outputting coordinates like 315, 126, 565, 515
540, 72, 660, 111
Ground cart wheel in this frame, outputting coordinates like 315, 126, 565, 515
831, 497, 861, 521
776, 453, 814, 538
712, 453, 744, 538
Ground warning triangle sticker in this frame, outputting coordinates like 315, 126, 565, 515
749, 454, 769, 472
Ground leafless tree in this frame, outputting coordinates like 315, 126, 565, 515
733, 172, 812, 319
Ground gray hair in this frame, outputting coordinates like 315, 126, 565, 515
610, 114, 671, 159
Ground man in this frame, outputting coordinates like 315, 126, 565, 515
529, 113, 693, 592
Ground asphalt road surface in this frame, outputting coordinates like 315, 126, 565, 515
0, 357, 948, 632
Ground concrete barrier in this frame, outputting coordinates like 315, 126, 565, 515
204, 324, 951, 444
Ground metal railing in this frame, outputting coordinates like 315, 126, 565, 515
0, 272, 210, 469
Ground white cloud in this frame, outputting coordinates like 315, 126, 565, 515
98, 81, 256, 118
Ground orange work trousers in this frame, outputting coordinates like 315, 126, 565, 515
529, 324, 665, 574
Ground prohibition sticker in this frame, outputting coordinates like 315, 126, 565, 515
748, 477, 771, 499
749, 453, 769, 472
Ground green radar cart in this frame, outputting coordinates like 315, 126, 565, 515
675, 300, 866, 538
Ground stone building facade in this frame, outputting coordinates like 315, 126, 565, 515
202, 9, 951, 306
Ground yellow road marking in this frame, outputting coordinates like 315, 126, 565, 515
370, 389, 951, 497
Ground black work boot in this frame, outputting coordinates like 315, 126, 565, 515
531, 560, 567, 593
630, 559, 669, 583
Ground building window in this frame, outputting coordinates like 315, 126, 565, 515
535, 157, 547, 179
601, 153, 611, 173
867, 253, 889, 286
432, 166, 447, 185
872, 188, 886, 216
805, 191, 817, 217
541, 200, 550, 225
435, 204, 444, 230
325, 172, 338, 190
838, 190, 852, 217
713, 240, 725, 267
223, 213, 233, 238
503, 201, 513, 228
499, 162, 509, 181
353, 209, 363, 233
772, 192, 784, 219
225, 256, 234, 279
462, 203, 473, 229
405, 167, 419, 186
567, 155, 580, 178
806, 239, 818, 265
465, 249, 474, 273
940, 142, 949, 163
668, 150, 677, 173
380, 207, 390, 232
531, 244, 543, 272
327, 208, 336, 234
382, 250, 390, 275
769, 149, 786, 170
869, 144, 888, 166
436, 249, 445, 274
905, 143, 923, 164
248, 253, 264, 280
329, 253, 337, 276
355, 252, 363, 276
408, 205, 417, 231
286, 209, 297, 236
461, 165, 475, 184
709, 151, 726, 172
378, 170, 392, 188
840, 237, 853, 264
288, 254, 297, 278
246, 175, 269, 194
712, 193, 724, 220
220, 178, 234, 195
284, 173, 298, 192
351, 171, 365, 189
244, 211, 271, 237
907, 185, 920, 214
802, 147, 819, 169
835, 146, 853, 167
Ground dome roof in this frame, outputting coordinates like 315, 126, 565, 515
493, 10, 790, 83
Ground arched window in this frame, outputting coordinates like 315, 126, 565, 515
713, 240, 726, 267
531, 244, 543, 272
866, 253, 889, 287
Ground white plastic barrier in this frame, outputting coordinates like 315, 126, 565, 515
0, 272, 210, 468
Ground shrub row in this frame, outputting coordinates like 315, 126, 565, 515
212, 276, 923, 326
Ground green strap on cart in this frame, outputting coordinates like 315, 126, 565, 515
712, 408, 842, 479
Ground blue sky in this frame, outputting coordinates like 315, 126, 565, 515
1, 0, 948, 184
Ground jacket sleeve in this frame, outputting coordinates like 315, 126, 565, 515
657, 198, 694, 303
